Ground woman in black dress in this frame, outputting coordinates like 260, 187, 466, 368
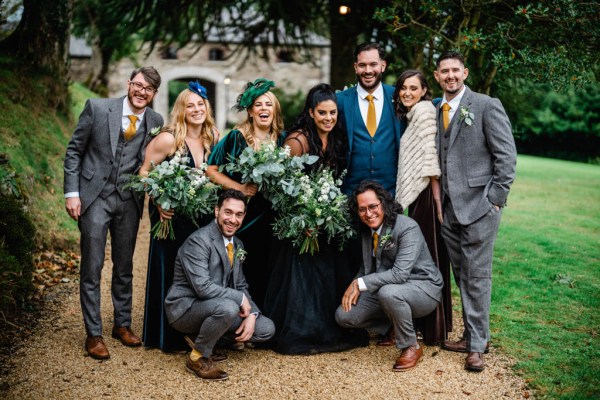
263, 83, 369, 354
206, 78, 285, 309
140, 82, 219, 352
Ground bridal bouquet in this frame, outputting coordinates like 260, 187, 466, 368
272, 168, 354, 255
124, 152, 220, 239
221, 142, 317, 202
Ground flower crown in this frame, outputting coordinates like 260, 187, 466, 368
188, 81, 208, 99
233, 78, 275, 112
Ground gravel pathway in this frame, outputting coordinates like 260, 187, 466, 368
2, 213, 531, 399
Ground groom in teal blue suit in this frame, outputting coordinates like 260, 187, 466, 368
337, 42, 405, 196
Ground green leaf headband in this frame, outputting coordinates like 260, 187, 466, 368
233, 78, 275, 112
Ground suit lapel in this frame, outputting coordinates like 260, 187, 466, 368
108, 98, 124, 158
361, 230, 373, 274
209, 223, 230, 287
448, 87, 473, 150
345, 87, 357, 152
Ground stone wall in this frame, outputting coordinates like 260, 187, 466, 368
105, 43, 331, 131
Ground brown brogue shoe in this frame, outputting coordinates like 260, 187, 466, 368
441, 338, 490, 353
186, 356, 229, 381
392, 345, 423, 372
112, 326, 142, 347
465, 352, 485, 372
377, 327, 395, 346
85, 336, 110, 360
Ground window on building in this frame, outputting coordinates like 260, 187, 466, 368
209, 48, 224, 61
277, 50, 295, 63
161, 45, 178, 60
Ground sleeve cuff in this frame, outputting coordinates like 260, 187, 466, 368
65, 192, 80, 198
357, 278, 367, 292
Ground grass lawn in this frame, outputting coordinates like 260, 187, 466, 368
490, 155, 600, 398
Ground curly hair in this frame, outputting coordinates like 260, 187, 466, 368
217, 189, 247, 211
392, 70, 433, 120
164, 88, 217, 160
234, 91, 285, 150
288, 83, 348, 178
348, 180, 402, 229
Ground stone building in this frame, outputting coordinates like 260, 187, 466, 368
70, 36, 331, 131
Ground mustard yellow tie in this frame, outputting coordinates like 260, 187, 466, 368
365, 94, 377, 137
226, 243, 234, 268
441, 103, 451, 131
372, 232, 379, 254
124, 115, 138, 140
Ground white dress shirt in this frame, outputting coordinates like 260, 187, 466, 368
440, 85, 467, 123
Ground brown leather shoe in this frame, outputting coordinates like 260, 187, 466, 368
465, 352, 485, 372
377, 327, 395, 346
186, 355, 229, 381
111, 326, 142, 347
392, 345, 423, 372
85, 336, 110, 360
441, 338, 490, 353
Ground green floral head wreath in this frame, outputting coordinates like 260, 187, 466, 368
233, 78, 275, 112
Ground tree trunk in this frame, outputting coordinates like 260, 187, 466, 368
0, 0, 71, 113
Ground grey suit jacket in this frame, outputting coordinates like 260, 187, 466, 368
436, 86, 517, 225
359, 216, 443, 300
63, 96, 164, 214
164, 221, 259, 325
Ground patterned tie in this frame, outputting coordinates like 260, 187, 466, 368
226, 243, 234, 268
124, 115, 138, 140
441, 103, 451, 130
372, 232, 379, 255
365, 94, 377, 137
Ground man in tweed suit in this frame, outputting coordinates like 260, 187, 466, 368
64, 67, 163, 359
434, 51, 516, 371
165, 189, 275, 381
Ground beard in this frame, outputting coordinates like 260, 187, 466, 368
357, 71, 383, 91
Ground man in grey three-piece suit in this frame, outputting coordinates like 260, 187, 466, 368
434, 51, 517, 371
64, 67, 164, 360
335, 181, 443, 372
165, 189, 275, 381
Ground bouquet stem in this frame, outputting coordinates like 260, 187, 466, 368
299, 235, 319, 255
151, 219, 175, 240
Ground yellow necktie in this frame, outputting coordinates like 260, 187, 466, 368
372, 232, 379, 254
441, 103, 451, 130
226, 243, 234, 268
124, 115, 138, 140
365, 94, 377, 137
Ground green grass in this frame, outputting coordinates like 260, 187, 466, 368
491, 155, 600, 399
0, 63, 94, 248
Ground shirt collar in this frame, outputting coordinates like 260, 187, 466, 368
122, 97, 146, 120
442, 85, 466, 109
357, 82, 384, 101
371, 224, 383, 236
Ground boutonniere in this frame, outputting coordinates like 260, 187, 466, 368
149, 126, 162, 137
459, 106, 474, 126
380, 234, 395, 251
234, 248, 247, 263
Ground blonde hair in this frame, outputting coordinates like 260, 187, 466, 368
235, 91, 284, 149
164, 89, 216, 159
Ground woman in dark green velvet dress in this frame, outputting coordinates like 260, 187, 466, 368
140, 82, 219, 352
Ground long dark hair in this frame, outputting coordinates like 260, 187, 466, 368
349, 180, 402, 229
289, 83, 348, 178
392, 69, 432, 120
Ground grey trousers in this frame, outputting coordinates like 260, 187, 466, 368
441, 201, 501, 353
335, 283, 440, 349
170, 298, 275, 357
78, 192, 141, 336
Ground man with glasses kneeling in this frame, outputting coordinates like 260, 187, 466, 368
336, 180, 443, 371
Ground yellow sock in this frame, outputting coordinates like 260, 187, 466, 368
190, 349, 202, 361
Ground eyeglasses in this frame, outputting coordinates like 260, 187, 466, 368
358, 202, 381, 216
129, 81, 157, 94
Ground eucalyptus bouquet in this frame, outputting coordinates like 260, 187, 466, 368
272, 168, 354, 255
221, 142, 317, 202
124, 152, 220, 239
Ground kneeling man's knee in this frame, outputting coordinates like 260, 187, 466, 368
335, 306, 352, 327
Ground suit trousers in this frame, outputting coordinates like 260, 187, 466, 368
441, 201, 501, 353
170, 298, 275, 357
78, 192, 141, 336
335, 283, 439, 349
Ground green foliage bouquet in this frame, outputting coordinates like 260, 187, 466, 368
272, 168, 354, 255
221, 142, 318, 202
124, 151, 220, 239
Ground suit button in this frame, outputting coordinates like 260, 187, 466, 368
109, 161, 114, 165
444, 147, 447, 151
371, 155, 375, 159
371, 139, 375, 143
103, 177, 107, 181
444, 134, 449, 139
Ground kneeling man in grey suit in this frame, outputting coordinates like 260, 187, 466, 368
165, 189, 275, 381
336, 180, 443, 371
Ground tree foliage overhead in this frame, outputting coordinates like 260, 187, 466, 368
375, 0, 600, 93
